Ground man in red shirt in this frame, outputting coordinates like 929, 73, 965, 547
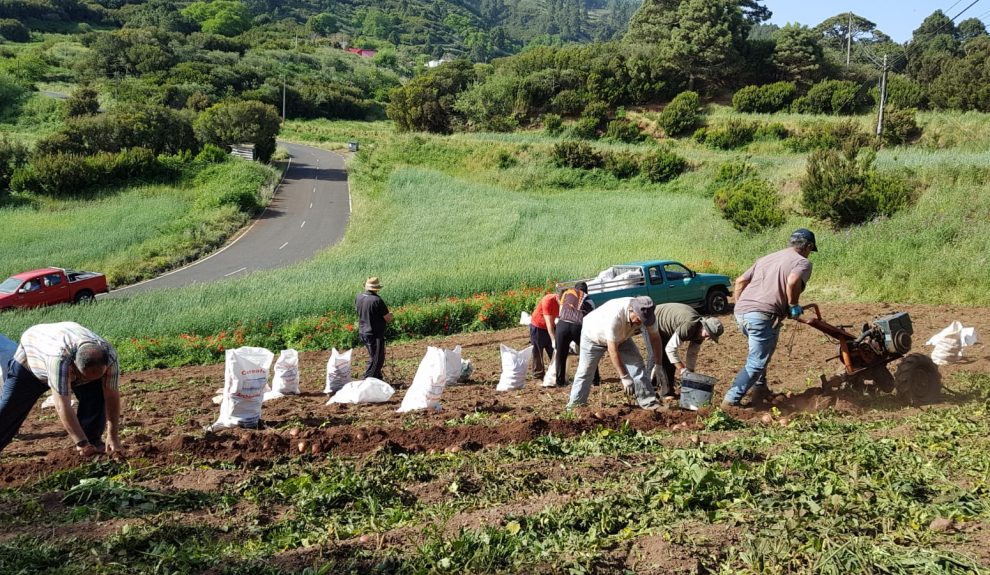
529, 292, 560, 380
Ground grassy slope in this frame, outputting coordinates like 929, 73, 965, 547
2, 110, 989, 343
0, 160, 276, 287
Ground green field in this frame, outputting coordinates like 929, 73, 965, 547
2, 110, 990, 346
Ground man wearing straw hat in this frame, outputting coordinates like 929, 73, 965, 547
0, 322, 122, 456
356, 277, 393, 380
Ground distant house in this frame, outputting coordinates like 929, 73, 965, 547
426, 55, 454, 68
346, 47, 378, 58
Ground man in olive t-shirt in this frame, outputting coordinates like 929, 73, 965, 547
723, 229, 816, 407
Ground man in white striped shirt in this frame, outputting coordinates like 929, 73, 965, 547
1, 322, 122, 456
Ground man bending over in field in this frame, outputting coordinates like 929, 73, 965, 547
566, 296, 663, 411
0, 322, 122, 456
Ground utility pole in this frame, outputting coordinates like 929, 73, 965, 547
281, 74, 286, 123
846, 13, 853, 67
876, 54, 888, 140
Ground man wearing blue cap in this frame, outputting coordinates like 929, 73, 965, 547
723, 228, 817, 408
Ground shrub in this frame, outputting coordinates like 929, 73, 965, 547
731, 85, 762, 113
550, 89, 587, 115
800, 147, 916, 227
785, 120, 871, 152
0, 72, 28, 118
552, 141, 604, 170
65, 85, 100, 118
796, 80, 870, 115
35, 105, 198, 157
870, 74, 927, 110
707, 160, 758, 197
603, 151, 639, 179
713, 177, 786, 233
754, 122, 789, 140
715, 161, 757, 182
732, 82, 797, 113
542, 113, 563, 136
569, 116, 600, 140
11, 148, 162, 197
195, 144, 228, 163
194, 100, 281, 163
0, 19, 29, 42
692, 127, 708, 144
581, 101, 609, 125
657, 91, 700, 137
703, 120, 756, 150
604, 119, 644, 143
496, 149, 517, 169
640, 148, 687, 183
875, 107, 920, 147
866, 171, 916, 217
0, 136, 28, 193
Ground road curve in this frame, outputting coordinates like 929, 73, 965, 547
110, 142, 349, 295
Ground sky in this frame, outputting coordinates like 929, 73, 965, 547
761, 0, 990, 42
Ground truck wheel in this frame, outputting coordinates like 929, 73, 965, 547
704, 288, 729, 314
74, 290, 94, 304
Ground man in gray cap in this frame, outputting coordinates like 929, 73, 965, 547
566, 296, 663, 410
643, 303, 723, 398
0, 322, 121, 455
723, 228, 816, 408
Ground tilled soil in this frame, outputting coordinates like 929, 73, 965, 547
1, 302, 987, 485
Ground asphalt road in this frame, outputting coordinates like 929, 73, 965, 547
110, 142, 349, 296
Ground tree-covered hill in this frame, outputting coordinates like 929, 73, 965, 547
2, 0, 643, 60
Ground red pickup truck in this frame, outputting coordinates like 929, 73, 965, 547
0, 268, 109, 310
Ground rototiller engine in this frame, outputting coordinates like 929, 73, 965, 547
796, 304, 940, 399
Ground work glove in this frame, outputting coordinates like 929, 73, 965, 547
789, 304, 804, 319
620, 374, 635, 396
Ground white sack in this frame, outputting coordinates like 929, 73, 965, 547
398, 346, 455, 412
264, 349, 300, 400
326, 378, 395, 404
541, 360, 558, 388
443, 345, 463, 386
925, 321, 979, 365
496, 344, 533, 391
519, 311, 532, 326
209, 346, 274, 430
324, 348, 353, 394
458, 359, 474, 383
0, 333, 17, 382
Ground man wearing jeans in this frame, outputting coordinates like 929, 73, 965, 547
0, 322, 122, 456
567, 296, 662, 410
723, 228, 816, 408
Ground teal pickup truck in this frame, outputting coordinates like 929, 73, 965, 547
556, 260, 733, 314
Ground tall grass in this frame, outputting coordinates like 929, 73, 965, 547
2, 114, 989, 345
0, 160, 275, 286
